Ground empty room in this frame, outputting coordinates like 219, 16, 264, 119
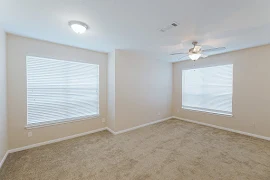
0, 0, 270, 179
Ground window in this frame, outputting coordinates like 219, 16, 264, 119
26, 56, 99, 127
182, 64, 233, 115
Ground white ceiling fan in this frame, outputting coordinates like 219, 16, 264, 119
170, 41, 226, 61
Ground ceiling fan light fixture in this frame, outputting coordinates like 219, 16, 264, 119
68, 21, 88, 34
189, 53, 201, 61
170, 41, 226, 61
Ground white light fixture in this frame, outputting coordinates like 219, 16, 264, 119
188, 53, 202, 61
68, 21, 88, 34
188, 47, 202, 61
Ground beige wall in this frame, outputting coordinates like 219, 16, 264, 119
7, 32, 269, 150
114, 50, 172, 131
107, 51, 116, 130
7, 34, 108, 149
0, 29, 8, 161
173, 44, 270, 137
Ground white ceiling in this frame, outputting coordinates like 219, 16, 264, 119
1, 0, 270, 62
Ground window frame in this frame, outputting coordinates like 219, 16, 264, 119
181, 64, 233, 117
25, 56, 100, 129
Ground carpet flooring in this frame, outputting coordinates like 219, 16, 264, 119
0, 119, 270, 180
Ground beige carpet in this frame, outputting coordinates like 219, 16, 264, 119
1, 119, 270, 180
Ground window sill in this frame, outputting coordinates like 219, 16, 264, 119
25, 114, 100, 129
182, 107, 233, 117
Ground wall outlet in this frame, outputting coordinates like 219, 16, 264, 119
177, 109, 180, 113
102, 118, 106, 123
157, 112, 161, 116
28, 131, 32, 137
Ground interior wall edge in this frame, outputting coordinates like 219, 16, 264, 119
108, 116, 173, 135
0, 151, 8, 170
0, 28, 8, 169
6, 32, 108, 55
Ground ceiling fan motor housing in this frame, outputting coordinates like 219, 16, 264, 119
189, 48, 202, 54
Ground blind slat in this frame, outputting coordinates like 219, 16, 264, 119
182, 64, 233, 115
26, 56, 99, 125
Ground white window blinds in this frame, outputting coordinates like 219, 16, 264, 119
182, 64, 233, 115
26, 56, 99, 126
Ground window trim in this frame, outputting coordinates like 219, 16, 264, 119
25, 114, 100, 129
182, 106, 233, 117
181, 64, 233, 117
26, 56, 100, 128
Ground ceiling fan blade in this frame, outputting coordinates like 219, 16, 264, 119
202, 47, 226, 52
178, 54, 189, 60
170, 52, 187, 55
201, 54, 208, 58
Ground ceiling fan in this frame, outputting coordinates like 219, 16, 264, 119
170, 41, 226, 61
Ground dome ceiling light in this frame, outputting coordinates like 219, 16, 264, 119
68, 21, 89, 34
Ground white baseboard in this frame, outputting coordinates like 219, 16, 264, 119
173, 116, 270, 141
106, 127, 116, 135
8, 127, 107, 154
3, 115, 268, 169
107, 117, 173, 135
2, 117, 173, 168
0, 151, 9, 169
